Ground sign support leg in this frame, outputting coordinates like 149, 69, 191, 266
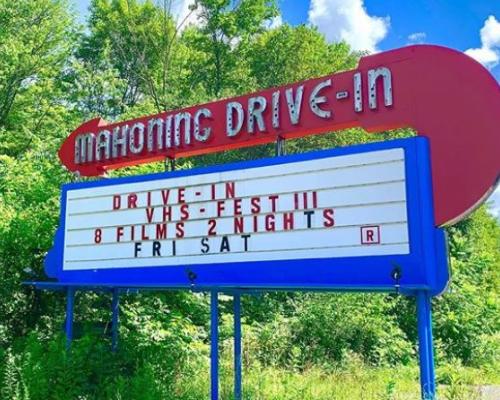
416, 291, 436, 399
111, 288, 120, 352
210, 291, 219, 400
275, 136, 285, 156
233, 293, 242, 400
65, 286, 75, 350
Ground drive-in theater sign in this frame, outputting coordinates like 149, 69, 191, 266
30, 45, 500, 400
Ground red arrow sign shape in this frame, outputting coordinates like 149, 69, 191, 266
59, 45, 500, 226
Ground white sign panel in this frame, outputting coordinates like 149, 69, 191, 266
63, 148, 409, 271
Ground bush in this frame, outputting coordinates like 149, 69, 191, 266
0, 330, 207, 400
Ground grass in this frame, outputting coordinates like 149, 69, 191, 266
232, 367, 419, 400
4, 333, 498, 400
174, 358, 499, 400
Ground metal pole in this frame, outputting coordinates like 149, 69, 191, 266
233, 293, 242, 400
111, 288, 120, 352
275, 136, 285, 156
210, 291, 219, 400
65, 286, 75, 350
165, 158, 175, 172
425, 293, 436, 395
416, 291, 436, 400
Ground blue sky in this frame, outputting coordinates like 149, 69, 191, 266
72, 0, 500, 218
281, 0, 500, 80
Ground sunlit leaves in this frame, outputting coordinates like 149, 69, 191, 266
0, 0, 76, 150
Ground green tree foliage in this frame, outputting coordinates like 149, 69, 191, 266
0, 150, 69, 345
83, 0, 176, 110
0, 0, 498, 397
0, 0, 79, 346
434, 207, 500, 364
249, 24, 358, 88
0, 0, 76, 156
80, 0, 255, 114
184, 0, 278, 98
64, 49, 128, 121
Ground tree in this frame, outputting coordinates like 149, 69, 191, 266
63, 47, 128, 121
250, 24, 358, 88
0, 0, 75, 157
80, 0, 203, 114
183, 0, 278, 99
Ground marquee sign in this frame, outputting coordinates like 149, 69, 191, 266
46, 137, 449, 293
58, 45, 500, 227
41, 44, 500, 400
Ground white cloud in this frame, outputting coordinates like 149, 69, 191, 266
465, 15, 500, 70
265, 15, 283, 30
308, 0, 389, 53
407, 32, 426, 44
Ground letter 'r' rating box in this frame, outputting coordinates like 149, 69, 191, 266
361, 226, 381, 245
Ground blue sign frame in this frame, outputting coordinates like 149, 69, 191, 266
45, 137, 449, 295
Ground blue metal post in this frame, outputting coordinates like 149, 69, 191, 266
210, 291, 219, 400
65, 287, 75, 350
425, 293, 436, 395
416, 291, 436, 399
111, 288, 120, 352
234, 293, 242, 400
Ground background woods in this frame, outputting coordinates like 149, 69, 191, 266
0, 0, 498, 399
